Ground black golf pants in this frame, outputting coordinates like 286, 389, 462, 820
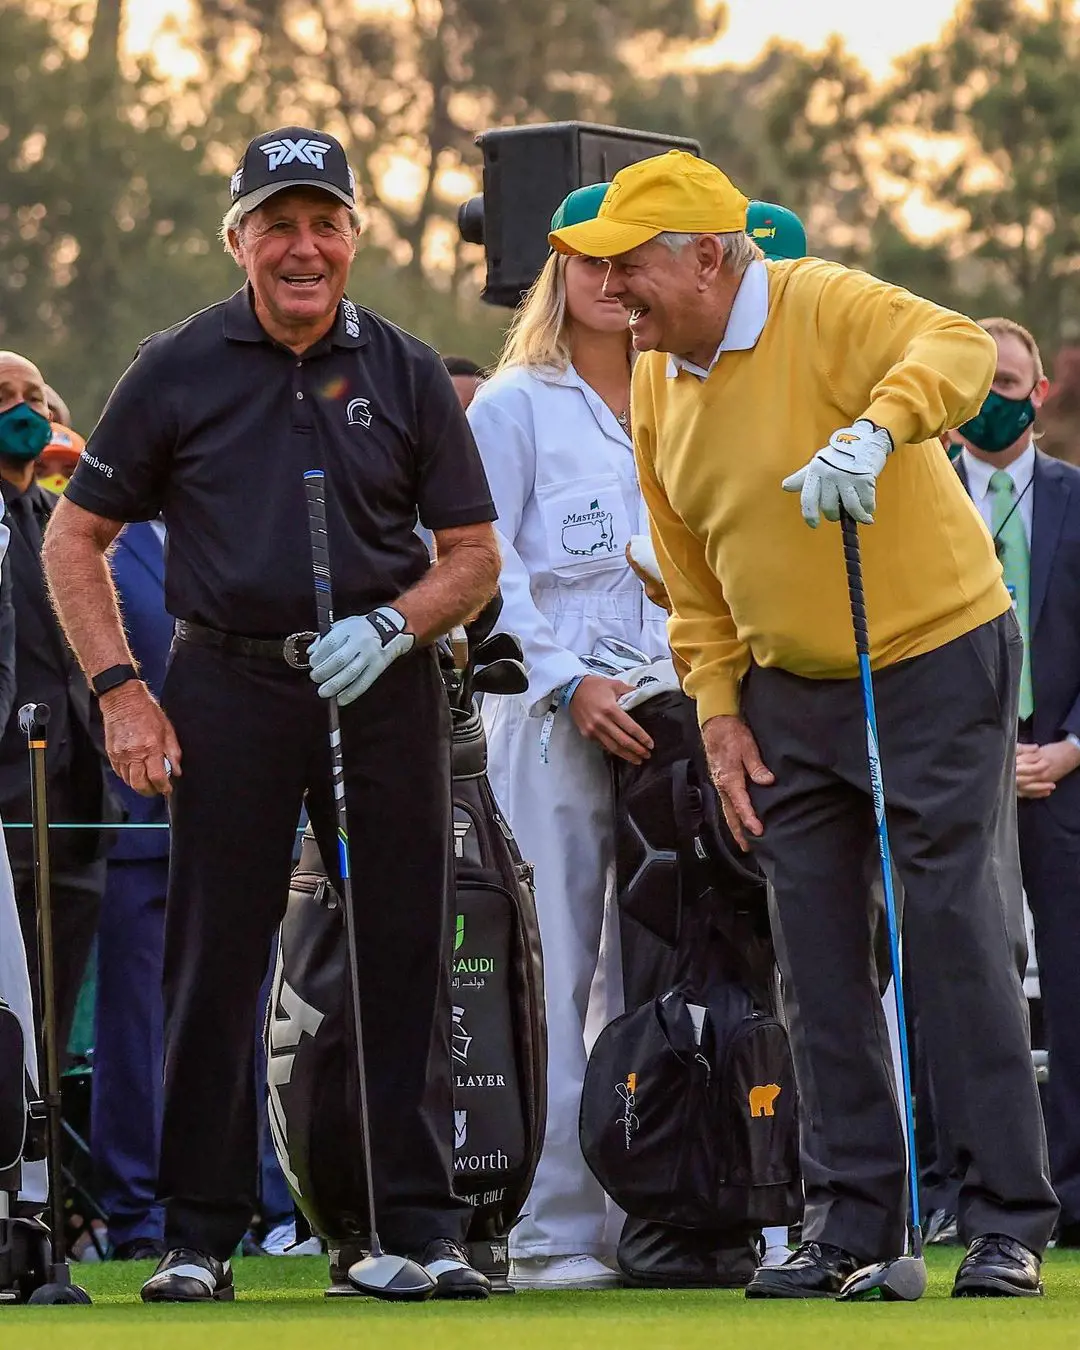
157, 640, 467, 1259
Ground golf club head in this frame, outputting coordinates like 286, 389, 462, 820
593, 636, 651, 670
346, 1253, 436, 1301
27, 1281, 92, 1305
837, 1256, 927, 1303
464, 593, 504, 647
472, 631, 524, 666
471, 658, 529, 696
579, 654, 626, 677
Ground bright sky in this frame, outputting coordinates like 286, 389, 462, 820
126, 0, 960, 80
704, 0, 958, 78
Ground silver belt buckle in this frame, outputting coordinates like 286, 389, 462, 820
283, 631, 318, 671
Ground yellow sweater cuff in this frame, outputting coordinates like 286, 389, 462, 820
861, 396, 919, 450
693, 676, 743, 725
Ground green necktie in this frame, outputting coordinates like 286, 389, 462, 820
989, 469, 1034, 720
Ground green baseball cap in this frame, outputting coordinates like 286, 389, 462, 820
746, 201, 806, 260
550, 182, 610, 234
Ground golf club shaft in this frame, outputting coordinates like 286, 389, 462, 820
840, 514, 923, 1258
303, 470, 384, 1260
21, 704, 67, 1271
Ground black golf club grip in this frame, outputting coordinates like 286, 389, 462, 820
841, 513, 870, 658
304, 470, 334, 637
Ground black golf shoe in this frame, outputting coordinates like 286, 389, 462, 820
113, 1237, 167, 1262
140, 1248, 234, 1302
745, 1241, 860, 1299
411, 1238, 491, 1300
952, 1234, 1043, 1298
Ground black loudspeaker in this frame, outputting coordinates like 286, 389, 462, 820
458, 122, 701, 308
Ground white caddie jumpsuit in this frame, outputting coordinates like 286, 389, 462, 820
467, 363, 667, 1259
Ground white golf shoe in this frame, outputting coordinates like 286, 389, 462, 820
509, 1254, 619, 1290
261, 1220, 323, 1256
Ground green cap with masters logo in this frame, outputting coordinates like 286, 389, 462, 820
746, 201, 806, 260
550, 183, 610, 235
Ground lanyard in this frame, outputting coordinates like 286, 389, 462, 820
991, 470, 1034, 558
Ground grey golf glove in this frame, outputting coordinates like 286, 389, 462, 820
782, 419, 894, 528
308, 607, 415, 705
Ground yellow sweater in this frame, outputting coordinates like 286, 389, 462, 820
632, 258, 1010, 723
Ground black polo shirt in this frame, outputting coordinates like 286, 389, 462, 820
65, 288, 496, 637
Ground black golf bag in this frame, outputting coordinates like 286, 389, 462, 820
0, 998, 49, 1303
580, 688, 802, 1287
266, 694, 546, 1288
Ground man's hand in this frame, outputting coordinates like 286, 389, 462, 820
701, 714, 776, 851
569, 675, 654, 765
308, 608, 415, 706
782, 419, 893, 528
1016, 739, 1080, 798
99, 681, 181, 798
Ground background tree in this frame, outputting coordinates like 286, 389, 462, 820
880, 0, 1080, 352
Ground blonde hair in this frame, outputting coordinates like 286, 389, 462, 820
495, 253, 572, 374
978, 316, 1045, 381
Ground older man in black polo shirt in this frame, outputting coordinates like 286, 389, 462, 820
43, 127, 501, 1303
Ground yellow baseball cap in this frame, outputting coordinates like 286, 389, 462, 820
548, 150, 749, 258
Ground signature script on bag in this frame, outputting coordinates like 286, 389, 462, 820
614, 1072, 640, 1150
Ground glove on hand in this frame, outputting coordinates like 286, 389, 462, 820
626, 535, 672, 613
308, 607, 415, 706
781, 419, 894, 528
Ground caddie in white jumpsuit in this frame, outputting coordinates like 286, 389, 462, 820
467, 184, 667, 1290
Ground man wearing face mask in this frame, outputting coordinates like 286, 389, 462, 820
954, 318, 1080, 1246
0, 352, 120, 1052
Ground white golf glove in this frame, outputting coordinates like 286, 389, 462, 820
307, 607, 415, 706
782, 419, 893, 528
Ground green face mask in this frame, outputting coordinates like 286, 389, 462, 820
0, 402, 52, 463
957, 387, 1036, 455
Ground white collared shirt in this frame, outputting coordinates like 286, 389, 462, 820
666, 260, 770, 381
961, 442, 1035, 547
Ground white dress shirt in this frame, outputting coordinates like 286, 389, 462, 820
961, 442, 1035, 547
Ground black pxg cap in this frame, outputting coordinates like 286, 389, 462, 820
229, 125, 357, 213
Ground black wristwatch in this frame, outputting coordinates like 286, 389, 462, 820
90, 663, 139, 698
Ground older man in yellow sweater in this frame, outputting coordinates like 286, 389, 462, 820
551, 152, 1058, 1300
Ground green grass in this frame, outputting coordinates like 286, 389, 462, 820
4, 1249, 1080, 1350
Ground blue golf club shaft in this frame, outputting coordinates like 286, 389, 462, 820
840, 512, 923, 1259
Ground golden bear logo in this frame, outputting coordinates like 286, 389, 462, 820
748, 1083, 781, 1118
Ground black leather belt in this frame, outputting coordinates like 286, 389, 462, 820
174, 619, 318, 670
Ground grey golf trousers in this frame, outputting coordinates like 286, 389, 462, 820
742, 612, 1058, 1262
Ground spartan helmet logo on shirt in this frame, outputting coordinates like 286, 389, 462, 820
452, 1005, 473, 1065
562, 498, 615, 557
455, 1110, 468, 1150
346, 397, 373, 428
260, 137, 333, 171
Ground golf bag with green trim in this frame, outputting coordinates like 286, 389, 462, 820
265, 702, 546, 1287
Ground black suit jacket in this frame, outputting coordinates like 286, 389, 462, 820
0, 482, 121, 871
958, 450, 1080, 828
